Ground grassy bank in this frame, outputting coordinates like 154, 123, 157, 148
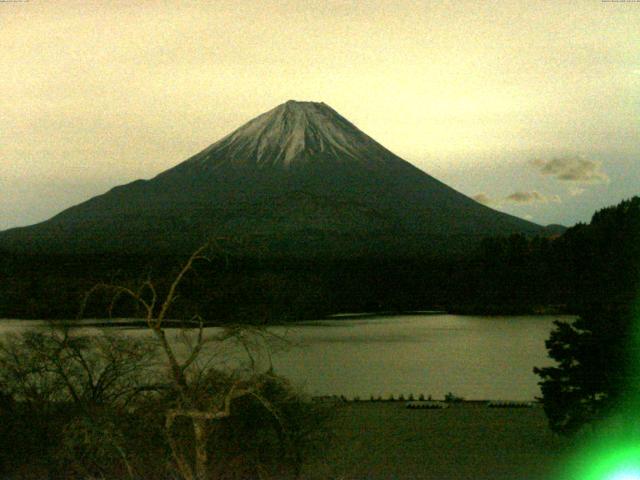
303, 402, 571, 480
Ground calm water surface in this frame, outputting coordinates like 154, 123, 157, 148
0, 314, 568, 401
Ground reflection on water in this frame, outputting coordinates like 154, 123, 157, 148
0, 314, 569, 401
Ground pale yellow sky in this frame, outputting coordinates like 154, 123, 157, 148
1, 0, 639, 229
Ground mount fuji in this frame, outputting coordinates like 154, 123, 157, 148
0, 101, 543, 256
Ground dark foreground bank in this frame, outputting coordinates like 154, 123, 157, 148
302, 401, 571, 480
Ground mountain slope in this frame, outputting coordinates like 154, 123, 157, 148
0, 100, 543, 256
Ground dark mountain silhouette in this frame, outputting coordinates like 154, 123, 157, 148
0, 100, 543, 256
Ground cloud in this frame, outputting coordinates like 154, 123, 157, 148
472, 193, 493, 205
569, 186, 586, 196
473, 191, 560, 206
530, 155, 609, 184
505, 191, 561, 204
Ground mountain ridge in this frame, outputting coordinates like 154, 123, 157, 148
0, 100, 544, 256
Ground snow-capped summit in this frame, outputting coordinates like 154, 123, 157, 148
178, 100, 399, 171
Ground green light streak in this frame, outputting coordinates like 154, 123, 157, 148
567, 444, 640, 480
559, 298, 640, 480
608, 471, 640, 480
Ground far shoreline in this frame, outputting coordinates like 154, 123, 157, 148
0, 307, 575, 329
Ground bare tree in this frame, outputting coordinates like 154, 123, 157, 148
81, 244, 298, 480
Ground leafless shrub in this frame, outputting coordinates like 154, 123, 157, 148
0, 326, 161, 478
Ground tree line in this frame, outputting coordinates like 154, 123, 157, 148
1, 197, 637, 322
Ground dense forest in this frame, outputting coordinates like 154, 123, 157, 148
1, 197, 638, 322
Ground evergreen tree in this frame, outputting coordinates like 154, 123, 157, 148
534, 303, 637, 435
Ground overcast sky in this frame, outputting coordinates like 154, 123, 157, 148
2, 0, 639, 230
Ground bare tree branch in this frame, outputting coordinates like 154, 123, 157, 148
181, 315, 206, 373
157, 243, 211, 325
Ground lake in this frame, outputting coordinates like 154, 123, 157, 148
0, 314, 568, 401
